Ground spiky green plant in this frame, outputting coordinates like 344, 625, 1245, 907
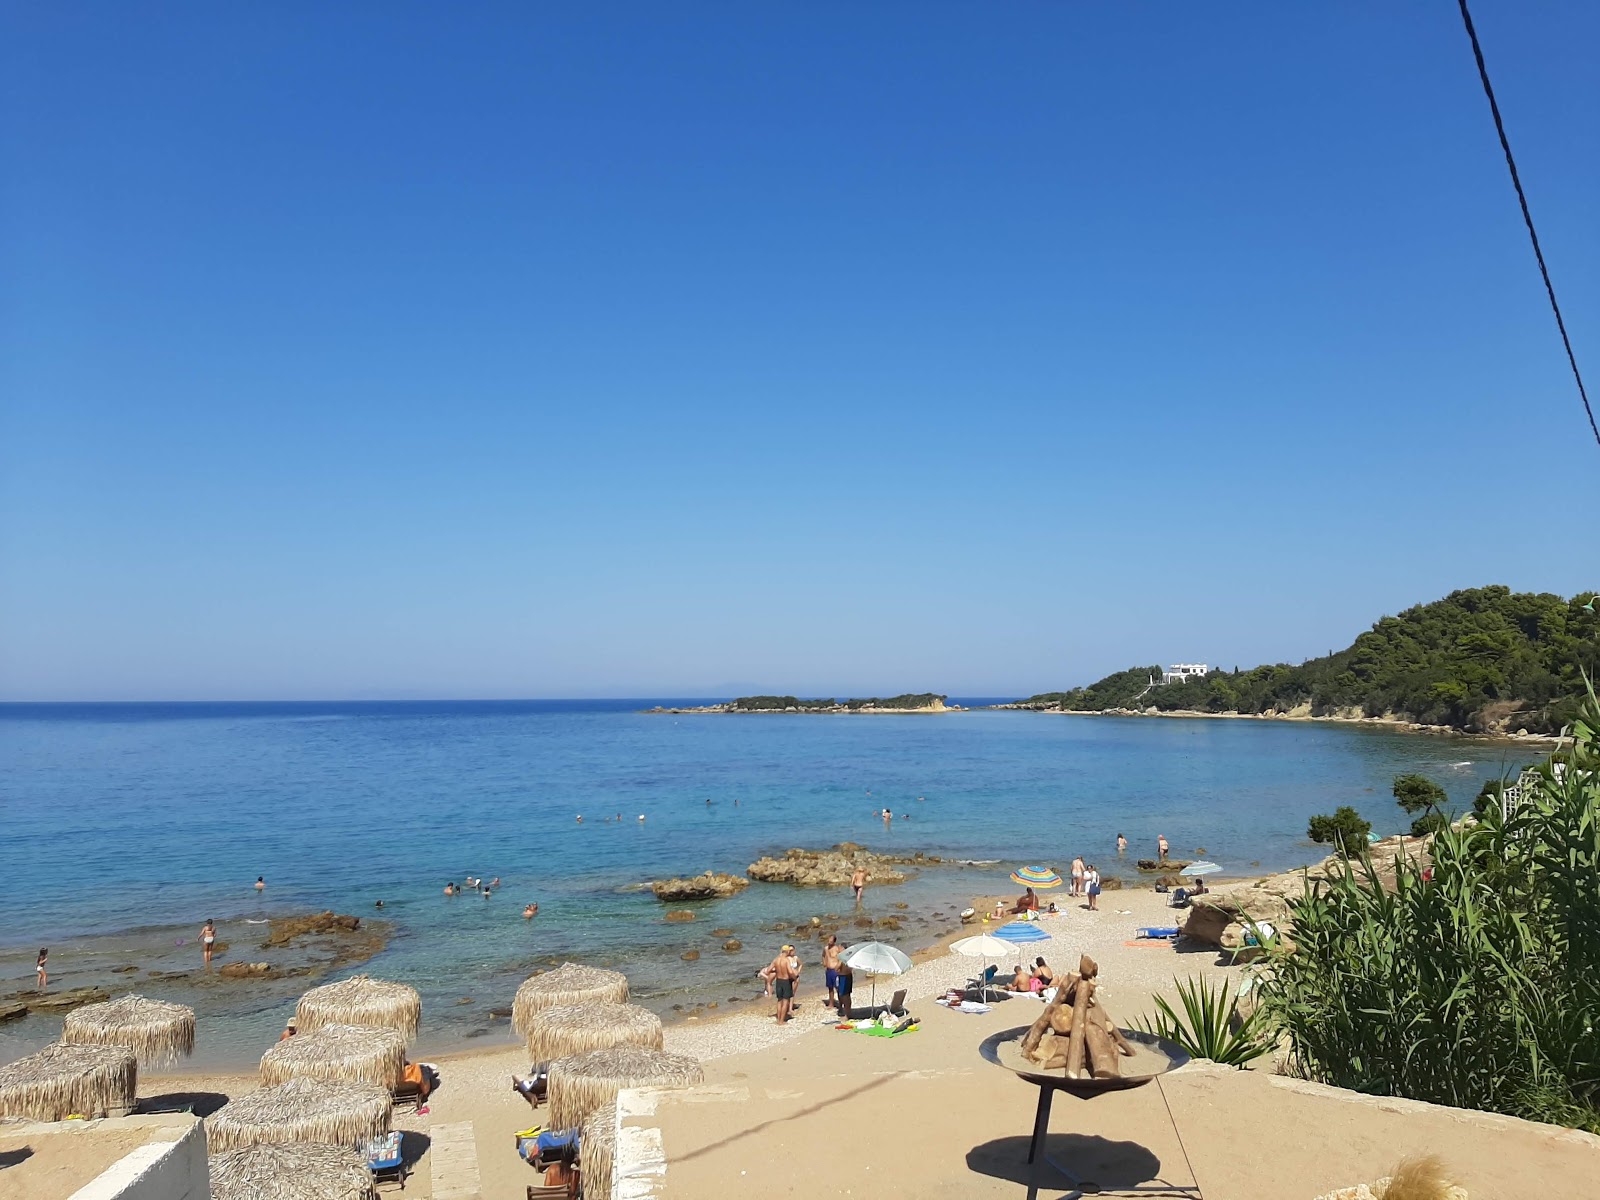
1137, 974, 1271, 1067
1258, 691, 1600, 1131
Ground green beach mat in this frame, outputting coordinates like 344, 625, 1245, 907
856, 1023, 918, 1038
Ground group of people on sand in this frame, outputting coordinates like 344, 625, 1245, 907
761, 934, 856, 1024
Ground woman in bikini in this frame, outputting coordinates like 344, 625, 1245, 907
200, 919, 217, 967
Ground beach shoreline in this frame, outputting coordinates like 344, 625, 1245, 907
1026, 705, 1565, 745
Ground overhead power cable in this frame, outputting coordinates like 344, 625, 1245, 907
1456, 0, 1597, 451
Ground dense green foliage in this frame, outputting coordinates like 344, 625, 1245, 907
1306, 806, 1371, 853
730, 693, 945, 712
1023, 587, 1598, 732
1260, 697, 1600, 1131
1394, 773, 1450, 836
1136, 975, 1271, 1068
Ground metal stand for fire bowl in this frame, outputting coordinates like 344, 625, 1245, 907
978, 1025, 1199, 1200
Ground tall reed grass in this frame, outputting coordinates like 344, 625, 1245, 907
1260, 695, 1600, 1130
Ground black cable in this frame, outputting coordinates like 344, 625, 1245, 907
1456, 0, 1598, 451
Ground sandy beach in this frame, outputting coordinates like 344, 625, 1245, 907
119, 882, 1599, 1199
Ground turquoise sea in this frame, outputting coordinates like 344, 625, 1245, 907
0, 700, 1538, 1069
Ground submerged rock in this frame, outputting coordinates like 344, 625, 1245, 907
25, 987, 111, 1013
681, 950, 700, 962
722, 940, 742, 952
263, 911, 360, 947
664, 910, 696, 923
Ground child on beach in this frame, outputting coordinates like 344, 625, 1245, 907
200, 919, 217, 966
36, 948, 47, 990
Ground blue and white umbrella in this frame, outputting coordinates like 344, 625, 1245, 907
1179, 861, 1222, 877
841, 941, 913, 1009
992, 921, 1052, 944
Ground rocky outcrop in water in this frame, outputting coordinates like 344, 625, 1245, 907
746, 847, 910, 887
263, 911, 361, 947
3, 987, 111, 1016
649, 872, 750, 902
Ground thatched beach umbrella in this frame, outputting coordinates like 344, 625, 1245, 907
581, 1099, 618, 1200
525, 1002, 663, 1061
62, 994, 196, 1068
210, 1142, 375, 1200
259, 1023, 406, 1090
513, 963, 629, 1035
295, 975, 421, 1041
206, 1076, 393, 1152
547, 1046, 703, 1129
0, 1042, 137, 1121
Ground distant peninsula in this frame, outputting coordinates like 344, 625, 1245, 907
648, 693, 953, 715
1004, 586, 1596, 736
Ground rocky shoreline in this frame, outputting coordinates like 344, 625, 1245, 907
995, 703, 1563, 744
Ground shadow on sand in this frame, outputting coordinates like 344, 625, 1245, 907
968, 1132, 1197, 1199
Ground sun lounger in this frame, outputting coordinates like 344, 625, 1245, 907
1168, 887, 1191, 909
846, 988, 907, 1020
1135, 926, 1181, 940
363, 1131, 408, 1190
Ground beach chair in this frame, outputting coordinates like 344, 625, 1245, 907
965, 965, 998, 996
363, 1131, 408, 1190
849, 987, 908, 1020
1168, 887, 1191, 909
392, 1077, 425, 1114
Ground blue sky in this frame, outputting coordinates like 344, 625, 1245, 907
2, 3, 1596, 700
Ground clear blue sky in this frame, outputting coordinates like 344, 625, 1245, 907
2, 4, 1596, 701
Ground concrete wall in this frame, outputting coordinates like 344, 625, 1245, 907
68, 1117, 210, 1200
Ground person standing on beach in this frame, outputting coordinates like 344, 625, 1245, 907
1070, 856, 1085, 897
835, 957, 854, 1014
200, 919, 217, 967
1158, 834, 1170, 862
1085, 864, 1101, 910
35, 948, 48, 990
851, 865, 867, 905
822, 935, 842, 1010
770, 945, 799, 1024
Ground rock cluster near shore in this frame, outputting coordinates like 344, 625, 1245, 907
648, 844, 946, 898
1181, 834, 1434, 950
650, 872, 751, 902
746, 847, 910, 887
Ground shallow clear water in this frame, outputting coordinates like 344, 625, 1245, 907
0, 700, 1534, 1068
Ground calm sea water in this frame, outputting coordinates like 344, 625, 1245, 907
0, 700, 1537, 1068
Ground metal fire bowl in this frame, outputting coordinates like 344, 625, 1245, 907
979, 1024, 1191, 1098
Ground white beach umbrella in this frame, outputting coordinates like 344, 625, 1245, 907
840, 942, 912, 1009
950, 933, 1012, 1002
1180, 861, 1222, 877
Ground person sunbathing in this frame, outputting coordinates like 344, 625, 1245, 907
1010, 888, 1039, 914
1007, 965, 1030, 991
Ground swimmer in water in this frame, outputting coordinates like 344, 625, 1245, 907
255, 876, 265, 891
523, 903, 539, 919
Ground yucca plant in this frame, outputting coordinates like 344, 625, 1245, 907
1257, 688, 1600, 1131
1138, 974, 1271, 1067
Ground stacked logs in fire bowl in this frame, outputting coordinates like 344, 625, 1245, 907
1018, 954, 1136, 1080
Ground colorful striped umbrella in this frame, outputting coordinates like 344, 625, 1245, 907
1008, 865, 1063, 888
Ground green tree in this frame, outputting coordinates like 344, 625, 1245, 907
1307, 806, 1371, 854
1393, 773, 1449, 836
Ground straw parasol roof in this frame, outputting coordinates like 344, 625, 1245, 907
547, 1046, 703, 1129
525, 1002, 663, 1061
295, 975, 421, 1041
0, 1042, 137, 1122
210, 1141, 376, 1200
259, 1023, 406, 1090
581, 1099, 618, 1200
513, 963, 629, 1035
206, 1076, 393, 1152
62, 994, 196, 1068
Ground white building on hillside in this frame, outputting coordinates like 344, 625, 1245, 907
1162, 663, 1210, 685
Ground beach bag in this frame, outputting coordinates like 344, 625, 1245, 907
1088, 882, 1101, 896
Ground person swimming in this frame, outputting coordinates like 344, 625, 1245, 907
523, 903, 539, 919
255, 876, 265, 891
